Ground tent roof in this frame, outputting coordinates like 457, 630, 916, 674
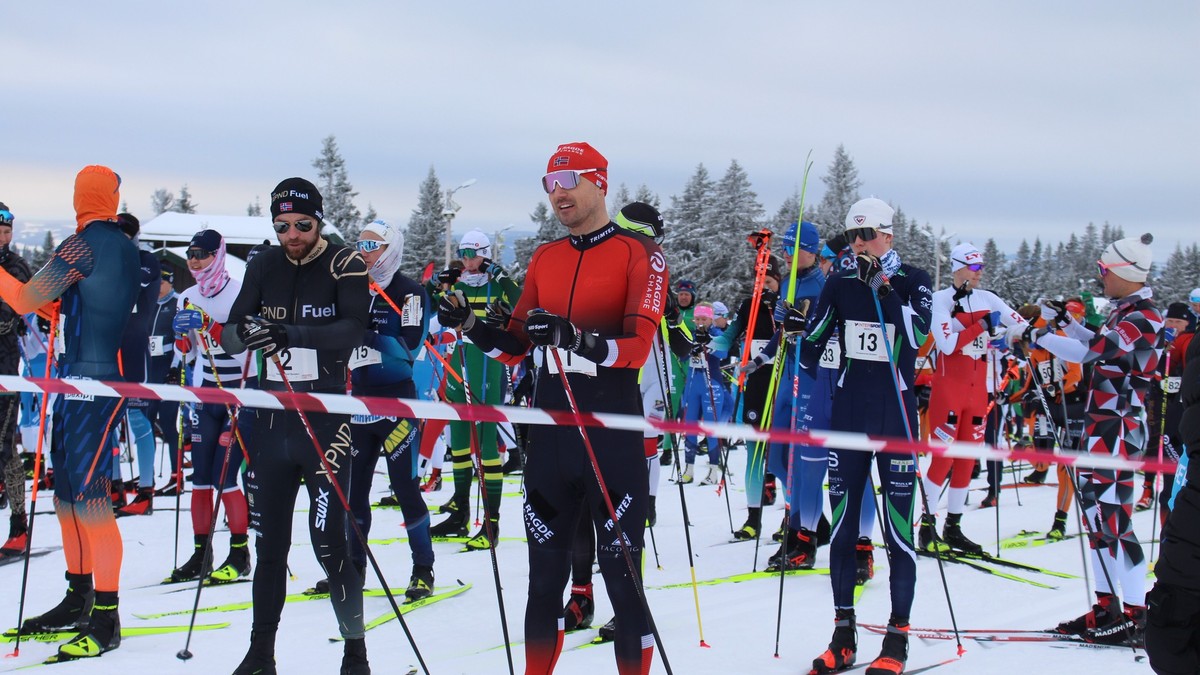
140, 212, 345, 247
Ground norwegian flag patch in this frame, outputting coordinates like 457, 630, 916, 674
279, 202, 293, 212
554, 157, 570, 166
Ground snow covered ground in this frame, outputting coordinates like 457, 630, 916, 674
1, 446, 1158, 674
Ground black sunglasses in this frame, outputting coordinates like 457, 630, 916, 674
846, 227, 879, 243
186, 249, 214, 261
272, 219, 316, 234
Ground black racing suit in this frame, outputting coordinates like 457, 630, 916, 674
221, 237, 370, 640
0, 248, 31, 519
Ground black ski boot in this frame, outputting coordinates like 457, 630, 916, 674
429, 504, 469, 538
169, 534, 213, 582
733, 507, 762, 541
405, 565, 434, 603
767, 527, 817, 571
941, 513, 983, 554
563, 584, 595, 631
855, 537, 875, 585
810, 608, 856, 674
1046, 510, 1068, 540
1054, 592, 1117, 635
597, 617, 617, 642
865, 617, 909, 675
501, 449, 524, 475
1085, 603, 1145, 646
340, 637, 370, 674
21, 572, 94, 633
1023, 467, 1048, 484
233, 629, 277, 674
56, 592, 120, 660
917, 514, 938, 552
464, 517, 499, 551
210, 535, 252, 583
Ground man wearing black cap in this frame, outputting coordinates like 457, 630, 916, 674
147, 266, 182, 496
220, 177, 371, 674
0, 201, 32, 558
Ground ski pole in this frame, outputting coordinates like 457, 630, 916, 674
652, 332, 707, 648
173, 364, 187, 569
1149, 351, 1170, 563
870, 291, 965, 656
452, 330, 515, 675
177, 355, 253, 662
8, 306, 58, 657
698, 350, 734, 530
547, 348, 678, 668
264, 355, 432, 675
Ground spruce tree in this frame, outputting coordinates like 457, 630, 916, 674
813, 144, 862, 238
312, 135, 363, 241
403, 167, 446, 280
150, 189, 174, 215
511, 202, 562, 281
663, 163, 716, 289
699, 160, 764, 302
173, 184, 198, 214
247, 198, 263, 217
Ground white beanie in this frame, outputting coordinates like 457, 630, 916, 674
361, 219, 404, 290
1100, 233, 1153, 283
459, 229, 491, 256
844, 198, 895, 233
950, 242, 984, 271
1189, 287, 1200, 303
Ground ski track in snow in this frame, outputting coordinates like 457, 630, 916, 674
0, 451, 1156, 674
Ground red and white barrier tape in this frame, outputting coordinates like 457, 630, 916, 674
0, 375, 1175, 474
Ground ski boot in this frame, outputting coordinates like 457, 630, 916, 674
210, 535, 252, 583
341, 637, 370, 675
767, 527, 817, 571
56, 594, 120, 660
21, 572, 94, 633
941, 513, 983, 555
678, 463, 694, 484
563, 584, 595, 631
1135, 485, 1154, 512
1085, 603, 1145, 646
810, 608, 857, 674
1054, 592, 1117, 635
405, 565, 434, 603
420, 469, 442, 492
463, 518, 499, 551
732, 508, 762, 541
917, 514, 939, 552
646, 495, 657, 528
169, 535, 213, 582
110, 478, 128, 510
855, 537, 875, 585
501, 450, 524, 475
155, 471, 185, 497
1, 513, 29, 557
980, 488, 998, 509
376, 493, 401, 508
597, 617, 617, 642
699, 464, 722, 486
865, 618, 909, 675
1046, 510, 1068, 540
233, 630, 277, 675
429, 502, 469, 538
1023, 467, 1048, 484
117, 487, 154, 517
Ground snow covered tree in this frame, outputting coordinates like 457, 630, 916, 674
812, 144, 862, 239
312, 135, 363, 241
769, 190, 801, 236
632, 185, 661, 211
697, 160, 765, 302
1157, 243, 1200, 305
31, 231, 55, 270
150, 189, 174, 215
663, 163, 716, 287
511, 202, 562, 282
173, 184, 197, 214
402, 167, 445, 280
247, 198, 263, 217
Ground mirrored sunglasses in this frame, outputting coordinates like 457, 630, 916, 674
356, 240, 385, 253
1096, 259, 1133, 278
272, 219, 316, 234
541, 169, 599, 194
458, 248, 481, 259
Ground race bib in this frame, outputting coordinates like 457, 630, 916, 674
843, 321, 895, 363
1037, 359, 1061, 384
266, 347, 319, 382
349, 345, 382, 370
148, 335, 166, 357
546, 348, 597, 376
819, 341, 841, 369
960, 333, 988, 358
1166, 376, 1181, 394
199, 330, 225, 356
749, 339, 769, 360
689, 353, 706, 369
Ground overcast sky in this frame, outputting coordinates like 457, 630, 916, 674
2, 2, 1196, 255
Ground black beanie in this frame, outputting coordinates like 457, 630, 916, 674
117, 212, 140, 237
270, 177, 323, 221
1167, 302, 1191, 321
764, 255, 783, 281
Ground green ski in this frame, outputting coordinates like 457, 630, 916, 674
2, 621, 230, 644
329, 580, 472, 640
649, 568, 829, 590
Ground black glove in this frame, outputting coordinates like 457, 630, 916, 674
855, 254, 891, 298
1040, 299, 1068, 327
167, 366, 182, 384
437, 290, 475, 331
693, 326, 712, 345
781, 300, 809, 335
525, 310, 583, 351
478, 258, 507, 281
483, 299, 512, 329
1021, 389, 1040, 412
663, 290, 680, 326
238, 317, 289, 359
436, 268, 462, 286
37, 315, 51, 334
952, 281, 971, 303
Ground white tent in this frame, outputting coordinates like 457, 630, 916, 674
140, 212, 346, 248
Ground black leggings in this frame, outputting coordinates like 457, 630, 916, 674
245, 408, 365, 639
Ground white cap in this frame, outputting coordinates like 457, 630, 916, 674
459, 229, 491, 256
844, 198, 895, 233
712, 301, 729, 317
1190, 288, 1200, 303
950, 242, 984, 271
1100, 233, 1153, 283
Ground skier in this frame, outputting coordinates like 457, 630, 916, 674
919, 243, 1025, 554
437, 141, 665, 674
429, 229, 521, 550
147, 267, 183, 496
679, 302, 730, 485
0, 202, 33, 558
169, 229, 256, 583
1029, 233, 1164, 646
346, 219, 435, 601
801, 197, 933, 675
1136, 301, 1192, 515
0, 166, 140, 660
221, 177, 372, 673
